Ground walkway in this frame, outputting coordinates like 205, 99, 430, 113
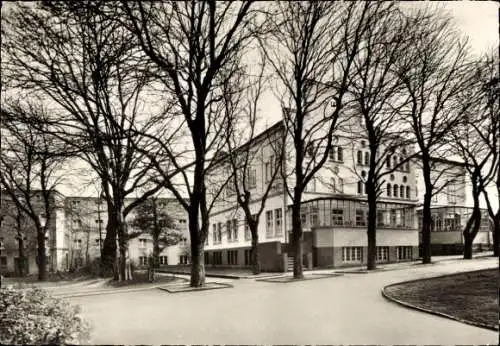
68, 256, 498, 345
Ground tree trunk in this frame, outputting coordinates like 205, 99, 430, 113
366, 196, 377, 270
463, 190, 481, 260
421, 191, 433, 264
116, 205, 129, 281
492, 217, 499, 257
36, 229, 47, 281
190, 242, 205, 287
250, 226, 261, 275
101, 206, 117, 276
366, 180, 377, 270
153, 233, 160, 269
463, 232, 474, 259
17, 236, 25, 277
291, 194, 304, 279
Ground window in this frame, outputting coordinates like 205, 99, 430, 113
248, 168, 257, 189
361, 140, 366, 147
73, 239, 82, 250
397, 246, 413, 260
400, 185, 404, 198
393, 156, 397, 169
391, 210, 397, 226
387, 183, 392, 197
227, 220, 232, 241
355, 209, 366, 226
386, 156, 391, 169
138, 238, 147, 248
406, 186, 411, 199
357, 151, 362, 165
139, 256, 148, 266
402, 176, 407, 183
266, 210, 274, 238
212, 252, 222, 265
159, 256, 168, 265
310, 206, 319, 227
265, 155, 274, 182
357, 181, 364, 195
275, 208, 283, 236
179, 219, 187, 225
95, 238, 103, 246
377, 247, 389, 262
404, 161, 410, 172
300, 208, 307, 227
179, 255, 189, 264
217, 222, 222, 242
227, 250, 238, 265
342, 247, 363, 263
432, 194, 438, 203
447, 184, 457, 204
329, 146, 335, 161
213, 224, 217, 243
244, 249, 252, 266
232, 219, 238, 240
205, 231, 209, 245
364, 152, 370, 165
245, 222, 251, 241
337, 147, 344, 162
95, 219, 103, 224
393, 185, 398, 198
0, 256, 6, 267
332, 209, 343, 225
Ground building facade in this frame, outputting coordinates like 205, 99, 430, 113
203, 119, 420, 271
415, 158, 493, 255
0, 190, 68, 276
65, 196, 190, 269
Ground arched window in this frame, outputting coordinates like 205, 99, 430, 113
400, 185, 404, 198
402, 176, 407, 183
393, 156, 397, 168
393, 184, 398, 197
387, 183, 392, 197
357, 151, 362, 165
361, 170, 366, 179
390, 174, 395, 181
406, 186, 410, 199
386, 156, 391, 169
364, 152, 370, 165
357, 181, 363, 194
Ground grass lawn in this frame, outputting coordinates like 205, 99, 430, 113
384, 269, 499, 330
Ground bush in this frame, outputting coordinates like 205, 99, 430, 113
0, 287, 91, 345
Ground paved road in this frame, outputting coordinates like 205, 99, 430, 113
69, 257, 499, 345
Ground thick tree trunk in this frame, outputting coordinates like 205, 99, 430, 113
101, 207, 117, 276
366, 178, 377, 270
421, 191, 433, 264
463, 191, 481, 260
190, 242, 205, 287
116, 203, 130, 281
463, 233, 474, 259
492, 218, 499, 257
250, 227, 261, 275
291, 194, 304, 279
36, 229, 47, 281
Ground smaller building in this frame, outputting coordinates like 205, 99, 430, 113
417, 206, 492, 255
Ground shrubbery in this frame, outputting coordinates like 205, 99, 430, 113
0, 287, 91, 345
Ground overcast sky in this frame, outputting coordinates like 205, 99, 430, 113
53, 1, 499, 205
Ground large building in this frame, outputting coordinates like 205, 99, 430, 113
203, 119, 420, 271
0, 191, 190, 276
415, 157, 493, 255
0, 190, 68, 276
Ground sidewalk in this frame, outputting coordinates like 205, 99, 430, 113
158, 251, 496, 279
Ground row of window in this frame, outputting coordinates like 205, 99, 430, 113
356, 181, 412, 200
342, 246, 413, 263
138, 256, 169, 266
210, 209, 284, 246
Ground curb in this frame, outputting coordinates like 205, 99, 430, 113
381, 269, 499, 332
157, 282, 233, 293
256, 273, 342, 283
156, 270, 242, 280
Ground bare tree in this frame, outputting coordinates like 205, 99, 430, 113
394, 9, 475, 264
450, 51, 499, 258
222, 55, 285, 274
261, 1, 387, 278
345, 3, 420, 270
0, 100, 68, 281
116, 1, 262, 286
2, 2, 165, 280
